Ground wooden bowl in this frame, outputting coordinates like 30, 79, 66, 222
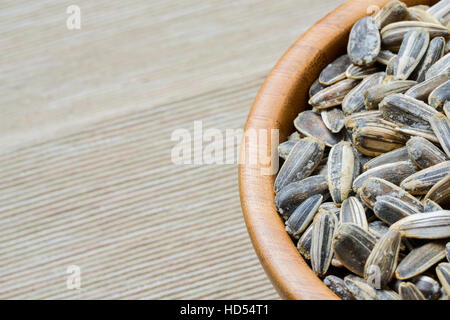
239, 0, 434, 300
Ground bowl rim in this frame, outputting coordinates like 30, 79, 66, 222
238, 0, 433, 300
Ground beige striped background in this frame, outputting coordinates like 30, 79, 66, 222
0, 0, 344, 299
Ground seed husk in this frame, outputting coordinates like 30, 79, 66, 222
323, 275, 356, 300
376, 49, 396, 65
380, 21, 448, 48
340, 196, 368, 230
352, 119, 408, 157
275, 175, 329, 218
364, 80, 416, 109
344, 111, 382, 130
274, 137, 325, 192
386, 55, 398, 75
406, 136, 448, 169
288, 131, 302, 141
359, 177, 423, 211
347, 17, 381, 66
311, 210, 338, 276
373, 195, 420, 225
346, 64, 380, 79
319, 54, 352, 85
407, 6, 442, 24
353, 160, 417, 192
405, 71, 450, 101
297, 224, 313, 259
363, 146, 409, 170
411, 275, 442, 300
321, 108, 345, 133
277, 140, 297, 160
428, 80, 450, 110
374, 0, 409, 29
411, 36, 445, 82
380, 93, 439, 131
390, 211, 450, 239
424, 174, 450, 206
423, 198, 443, 212
436, 262, 450, 296
399, 282, 426, 300
425, 52, 450, 80
294, 111, 343, 147
429, 113, 450, 158
427, 0, 450, 24
332, 224, 378, 276
444, 100, 450, 118
309, 78, 327, 98
327, 141, 360, 205
342, 72, 385, 115
395, 240, 447, 279
364, 229, 401, 288
400, 161, 450, 194
309, 79, 360, 109
286, 194, 323, 236
447, 242, 450, 262
394, 28, 429, 80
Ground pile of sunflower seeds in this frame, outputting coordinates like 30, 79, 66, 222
274, 0, 450, 300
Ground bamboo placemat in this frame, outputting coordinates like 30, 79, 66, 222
0, 0, 344, 299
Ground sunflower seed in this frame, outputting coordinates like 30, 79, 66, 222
386, 55, 398, 75
323, 275, 356, 300
309, 79, 360, 109
446, 40, 450, 54
286, 194, 323, 237
411, 275, 442, 300
374, 0, 409, 29
405, 71, 450, 100
399, 282, 426, 299
394, 125, 439, 143
395, 240, 447, 279
347, 17, 381, 66
381, 21, 448, 49
391, 211, 450, 239
344, 274, 400, 300
425, 52, 450, 79
311, 210, 338, 276
373, 195, 420, 225
406, 136, 448, 170
332, 224, 378, 276
275, 175, 329, 218
411, 36, 445, 82
436, 262, 450, 296
274, 138, 325, 192
277, 140, 297, 160
346, 64, 380, 79
407, 6, 442, 24
444, 100, 450, 118
447, 242, 450, 262
353, 160, 417, 192
394, 28, 429, 80
319, 201, 340, 216
380, 93, 439, 130
319, 54, 352, 85
376, 49, 396, 65
400, 161, 450, 194
363, 147, 409, 171
297, 224, 313, 259
429, 113, 450, 158
321, 108, 345, 133
364, 229, 401, 288
344, 111, 382, 130
369, 220, 390, 238
288, 131, 302, 141
359, 177, 423, 211
309, 78, 327, 98
340, 196, 368, 230
423, 198, 443, 212
327, 141, 360, 205
429, 80, 450, 110
424, 174, 450, 206
364, 80, 416, 109
294, 111, 343, 147
353, 119, 408, 157
427, 0, 450, 24
342, 72, 385, 115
